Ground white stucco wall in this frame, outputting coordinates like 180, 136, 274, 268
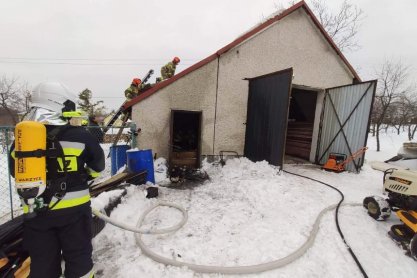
214, 9, 354, 155
132, 60, 218, 158
132, 8, 356, 160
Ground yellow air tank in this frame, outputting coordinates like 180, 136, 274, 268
14, 121, 47, 200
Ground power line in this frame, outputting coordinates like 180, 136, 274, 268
91, 96, 125, 99
0, 60, 194, 66
0, 57, 200, 61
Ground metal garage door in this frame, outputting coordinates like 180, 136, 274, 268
244, 68, 293, 167
315, 80, 377, 172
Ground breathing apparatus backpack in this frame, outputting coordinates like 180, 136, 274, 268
14, 121, 70, 217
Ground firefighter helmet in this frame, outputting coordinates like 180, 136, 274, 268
31, 82, 77, 114
25, 82, 78, 125
172, 57, 180, 64
132, 78, 141, 86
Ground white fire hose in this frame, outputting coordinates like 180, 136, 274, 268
92, 201, 363, 275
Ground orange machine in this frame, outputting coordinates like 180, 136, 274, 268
322, 147, 368, 172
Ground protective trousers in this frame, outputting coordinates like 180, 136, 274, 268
23, 206, 94, 278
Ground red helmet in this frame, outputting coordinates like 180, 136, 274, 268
172, 57, 180, 64
132, 78, 141, 86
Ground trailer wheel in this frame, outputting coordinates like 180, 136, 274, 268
363, 196, 391, 221
411, 234, 417, 261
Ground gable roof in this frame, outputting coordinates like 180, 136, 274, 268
123, 1, 360, 110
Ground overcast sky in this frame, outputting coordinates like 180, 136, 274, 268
0, 0, 416, 110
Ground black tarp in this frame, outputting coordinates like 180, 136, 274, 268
244, 68, 293, 167
0, 216, 23, 248
0, 215, 26, 277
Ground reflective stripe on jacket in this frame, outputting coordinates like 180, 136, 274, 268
22, 189, 91, 212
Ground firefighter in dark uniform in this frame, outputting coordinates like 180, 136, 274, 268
88, 113, 105, 143
8, 82, 105, 278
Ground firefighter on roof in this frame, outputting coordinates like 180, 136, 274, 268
124, 78, 142, 100
8, 81, 105, 278
157, 57, 180, 82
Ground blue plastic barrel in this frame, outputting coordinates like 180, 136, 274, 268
127, 149, 155, 184
110, 145, 130, 175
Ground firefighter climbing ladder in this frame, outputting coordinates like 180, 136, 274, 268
103, 69, 154, 146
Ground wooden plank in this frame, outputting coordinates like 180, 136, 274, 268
172, 151, 198, 159
90, 171, 147, 197
285, 122, 314, 160
171, 158, 198, 167
91, 172, 131, 190
286, 136, 312, 142
14, 257, 30, 278
285, 147, 311, 159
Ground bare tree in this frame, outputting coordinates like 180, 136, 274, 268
408, 119, 417, 141
0, 76, 23, 125
370, 97, 382, 137
386, 95, 414, 135
403, 94, 417, 140
309, 0, 364, 52
20, 82, 32, 119
0, 76, 31, 125
275, 0, 365, 52
373, 60, 411, 151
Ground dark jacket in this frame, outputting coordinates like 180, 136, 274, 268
88, 120, 104, 143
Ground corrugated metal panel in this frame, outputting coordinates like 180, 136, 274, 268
316, 81, 376, 172
244, 68, 293, 167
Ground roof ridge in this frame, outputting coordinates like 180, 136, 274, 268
123, 1, 360, 110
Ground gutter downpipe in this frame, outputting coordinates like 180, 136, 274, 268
212, 54, 221, 155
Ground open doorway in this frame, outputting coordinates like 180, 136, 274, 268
285, 87, 318, 161
170, 110, 202, 168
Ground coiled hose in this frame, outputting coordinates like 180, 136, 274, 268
92, 172, 368, 276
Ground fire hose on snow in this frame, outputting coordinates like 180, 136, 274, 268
92, 171, 368, 277
12, 121, 368, 275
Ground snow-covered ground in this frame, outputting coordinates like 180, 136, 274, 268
366, 128, 411, 162
1, 130, 416, 276
92, 131, 417, 278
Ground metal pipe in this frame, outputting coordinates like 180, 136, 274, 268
5, 128, 14, 219
130, 122, 137, 149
